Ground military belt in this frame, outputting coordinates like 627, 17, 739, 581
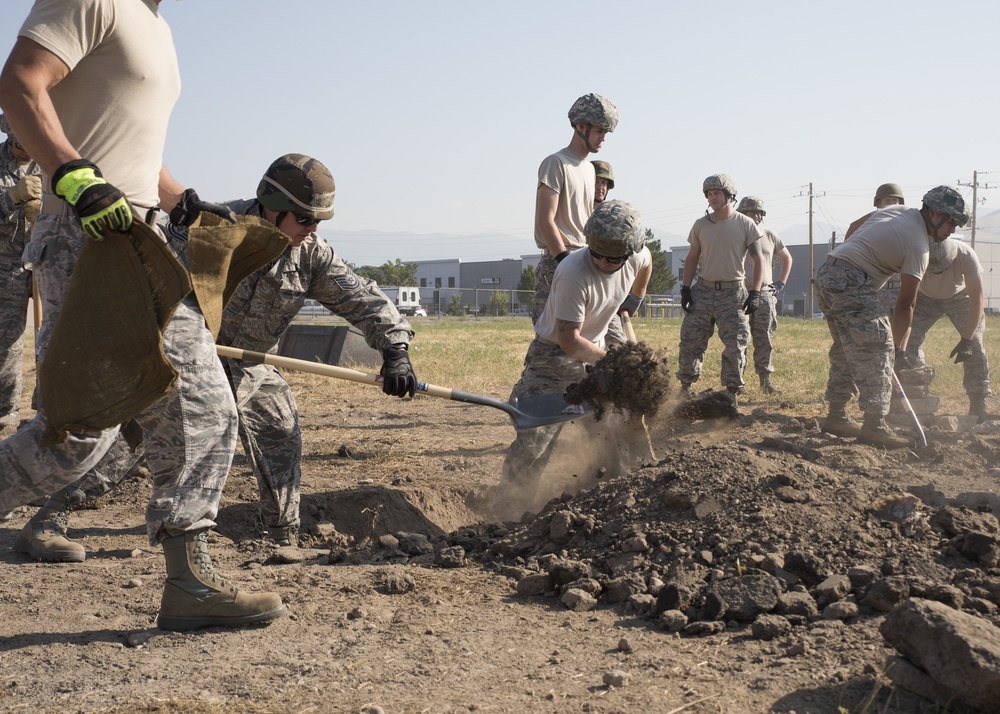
697, 278, 743, 290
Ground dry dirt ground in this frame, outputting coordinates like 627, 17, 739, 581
1, 363, 999, 714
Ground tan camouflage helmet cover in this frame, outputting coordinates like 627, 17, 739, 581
257, 153, 336, 220
568, 94, 619, 132
703, 173, 737, 200
922, 185, 969, 227
592, 160, 615, 189
585, 199, 645, 257
874, 183, 905, 206
737, 196, 766, 215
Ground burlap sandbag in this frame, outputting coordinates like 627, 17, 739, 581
40, 214, 289, 444
40, 220, 192, 444
186, 213, 290, 338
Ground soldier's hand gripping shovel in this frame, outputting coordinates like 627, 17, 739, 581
891, 369, 928, 448
216, 345, 588, 430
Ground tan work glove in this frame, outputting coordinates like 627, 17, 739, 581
22, 198, 40, 227
9, 174, 41, 204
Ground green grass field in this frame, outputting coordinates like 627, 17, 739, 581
378, 314, 1000, 418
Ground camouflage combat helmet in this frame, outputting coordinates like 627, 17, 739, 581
703, 173, 737, 200
592, 160, 615, 189
737, 196, 766, 215
874, 183, 905, 207
568, 94, 619, 132
921, 186, 969, 227
585, 199, 645, 257
256, 153, 336, 220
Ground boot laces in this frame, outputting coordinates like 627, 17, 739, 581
192, 532, 229, 588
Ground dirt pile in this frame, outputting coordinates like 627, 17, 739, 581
450, 416, 1000, 639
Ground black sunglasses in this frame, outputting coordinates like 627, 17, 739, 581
293, 212, 320, 227
589, 248, 630, 265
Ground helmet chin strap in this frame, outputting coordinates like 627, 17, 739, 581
575, 124, 599, 153
921, 207, 949, 241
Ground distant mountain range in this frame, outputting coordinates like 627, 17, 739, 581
325, 208, 1000, 266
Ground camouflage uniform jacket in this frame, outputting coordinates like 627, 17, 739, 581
217, 199, 414, 401
0, 141, 40, 262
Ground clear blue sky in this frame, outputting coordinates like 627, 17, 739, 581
3, 0, 998, 265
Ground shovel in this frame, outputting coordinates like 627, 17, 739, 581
216, 345, 588, 429
891, 369, 928, 448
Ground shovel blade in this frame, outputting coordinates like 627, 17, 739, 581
512, 392, 589, 429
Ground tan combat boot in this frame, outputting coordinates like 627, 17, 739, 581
157, 529, 287, 631
14, 489, 86, 563
858, 413, 912, 449
969, 394, 988, 423
759, 373, 779, 395
821, 403, 861, 438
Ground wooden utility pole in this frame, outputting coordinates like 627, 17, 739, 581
958, 171, 993, 249
807, 182, 814, 318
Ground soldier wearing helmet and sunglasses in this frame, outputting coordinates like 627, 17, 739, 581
16, 154, 416, 563
815, 185, 970, 448
676, 174, 765, 402
494, 200, 651, 521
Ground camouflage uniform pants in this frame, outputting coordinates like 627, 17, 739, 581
0, 213, 238, 545
492, 339, 586, 520
676, 282, 749, 390
231, 364, 302, 529
905, 291, 991, 396
815, 261, 892, 415
0, 239, 30, 428
532, 250, 627, 345
749, 289, 778, 376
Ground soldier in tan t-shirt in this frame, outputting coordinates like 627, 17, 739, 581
676, 174, 764, 401
903, 239, 991, 420
845, 183, 906, 315
737, 196, 793, 394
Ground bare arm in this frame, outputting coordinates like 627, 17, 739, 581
535, 183, 566, 256
0, 37, 76, 176
892, 274, 921, 348
748, 245, 765, 292
158, 165, 187, 214
962, 276, 985, 341
776, 246, 793, 283
555, 318, 605, 364
682, 245, 701, 287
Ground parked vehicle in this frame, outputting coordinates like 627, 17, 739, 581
380, 286, 423, 316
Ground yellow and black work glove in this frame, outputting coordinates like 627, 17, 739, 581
52, 159, 131, 240
168, 188, 236, 226
380, 344, 416, 398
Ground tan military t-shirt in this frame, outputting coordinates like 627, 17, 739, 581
534, 147, 595, 251
828, 206, 930, 288
21, 0, 180, 208
919, 240, 982, 300
744, 227, 785, 288
688, 211, 762, 282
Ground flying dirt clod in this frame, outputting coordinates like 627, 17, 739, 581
565, 342, 672, 420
